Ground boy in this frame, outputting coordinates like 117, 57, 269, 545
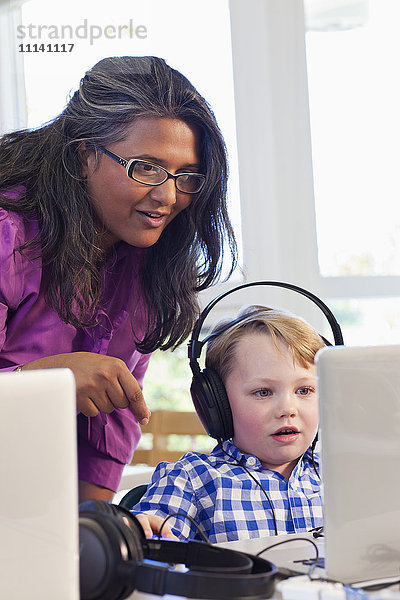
131, 305, 325, 543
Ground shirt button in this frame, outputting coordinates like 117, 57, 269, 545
247, 456, 257, 467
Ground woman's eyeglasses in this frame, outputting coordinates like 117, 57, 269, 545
96, 146, 206, 194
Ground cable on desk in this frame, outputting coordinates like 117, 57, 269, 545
348, 578, 400, 592
308, 525, 324, 538
255, 537, 320, 579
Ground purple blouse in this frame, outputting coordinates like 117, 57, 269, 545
0, 204, 151, 492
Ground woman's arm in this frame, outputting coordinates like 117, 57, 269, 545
78, 480, 115, 503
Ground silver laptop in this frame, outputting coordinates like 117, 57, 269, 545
219, 345, 400, 586
0, 369, 79, 599
317, 344, 400, 584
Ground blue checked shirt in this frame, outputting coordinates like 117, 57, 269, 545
130, 439, 322, 543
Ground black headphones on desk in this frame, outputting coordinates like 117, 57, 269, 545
79, 500, 277, 600
188, 281, 344, 441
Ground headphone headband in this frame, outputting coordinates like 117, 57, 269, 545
131, 549, 276, 599
188, 280, 343, 363
143, 538, 253, 573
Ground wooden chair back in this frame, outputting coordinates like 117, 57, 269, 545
130, 410, 210, 466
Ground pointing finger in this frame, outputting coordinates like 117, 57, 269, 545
119, 370, 150, 424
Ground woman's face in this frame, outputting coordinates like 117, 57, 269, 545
79, 117, 202, 250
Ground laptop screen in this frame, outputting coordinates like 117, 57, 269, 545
316, 344, 400, 584
0, 368, 79, 599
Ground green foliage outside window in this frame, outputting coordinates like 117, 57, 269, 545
141, 343, 214, 454
143, 344, 193, 411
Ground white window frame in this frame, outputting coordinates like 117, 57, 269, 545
0, 0, 26, 133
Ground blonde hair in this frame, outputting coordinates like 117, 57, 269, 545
205, 305, 325, 383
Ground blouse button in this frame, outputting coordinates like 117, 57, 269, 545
247, 456, 257, 467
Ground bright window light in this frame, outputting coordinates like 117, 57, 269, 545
306, 0, 400, 277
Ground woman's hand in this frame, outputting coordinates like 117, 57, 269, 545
135, 513, 178, 539
18, 352, 150, 424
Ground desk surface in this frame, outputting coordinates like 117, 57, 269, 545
122, 534, 320, 600
121, 533, 400, 600
118, 465, 155, 491
217, 531, 322, 572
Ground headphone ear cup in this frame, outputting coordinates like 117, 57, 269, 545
205, 368, 234, 440
79, 502, 144, 600
190, 367, 233, 440
79, 500, 146, 542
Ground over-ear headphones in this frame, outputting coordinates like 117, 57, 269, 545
188, 281, 344, 441
79, 500, 277, 600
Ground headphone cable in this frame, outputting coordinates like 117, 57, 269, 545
217, 441, 278, 536
159, 512, 210, 543
311, 434, 320, 479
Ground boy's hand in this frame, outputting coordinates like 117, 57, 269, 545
135, 514, 178, 539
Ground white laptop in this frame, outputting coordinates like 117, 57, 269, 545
317, 344, 400, 584
0, 369, 79, 600
219, 345, 400, 587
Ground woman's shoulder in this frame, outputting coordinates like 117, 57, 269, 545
0, 208, 33, 305
0, 206, 39, 250
0, 207, 24, 248
0, 184, 27, 201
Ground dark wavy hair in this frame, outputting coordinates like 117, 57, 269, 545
0, 56, 237, 353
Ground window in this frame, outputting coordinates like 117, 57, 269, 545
227, 0, 400, 346
305, 0, 400, 344
306, 0, 400, 278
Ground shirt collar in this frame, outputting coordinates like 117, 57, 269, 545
213, 439, 318, 473
214, 439, 263, 467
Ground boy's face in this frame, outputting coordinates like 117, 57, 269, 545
225, 331, 318, 479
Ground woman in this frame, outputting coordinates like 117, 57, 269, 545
0, 56, 237, 501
